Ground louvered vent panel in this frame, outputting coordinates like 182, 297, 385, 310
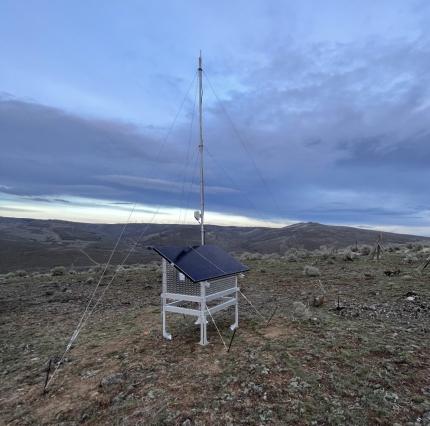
166, 264, 200, 296
207, 276, 236, 295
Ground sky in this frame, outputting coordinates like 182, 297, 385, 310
1, 0, 430, 235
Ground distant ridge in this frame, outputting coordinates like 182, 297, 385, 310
0, 216, 428, 272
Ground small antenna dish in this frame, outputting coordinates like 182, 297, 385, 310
194, 210, 201, 223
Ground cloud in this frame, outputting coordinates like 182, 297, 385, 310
98, 174, 239, 195
1, 32, 430, 230
201, 36, 430, 225
0, 96, 249, 219
0, 205, 38, 213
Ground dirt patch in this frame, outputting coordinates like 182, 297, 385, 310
263, 324, 296, 339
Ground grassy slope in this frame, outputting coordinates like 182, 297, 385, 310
0, 252, 429, 424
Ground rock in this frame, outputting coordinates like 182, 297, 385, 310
288, 376, 310, 392
312, 294, 325, 307
100, 372, 125, 389
384, 391, 398, 402
422, 411, 430, 426
81, 370, 98, 379
384, 269, 401, 276
112, 392, 126, 404
422, 386, 430, 396
80, 413, 90, 423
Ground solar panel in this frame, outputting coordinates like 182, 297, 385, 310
150, 244, 249, 283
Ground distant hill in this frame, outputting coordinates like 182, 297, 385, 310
0, 216, 428, 272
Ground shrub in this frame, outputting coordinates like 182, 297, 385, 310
313, 247, 331, 259
412, 243, 424, 252
303, 265, 320, 277
15, 270, 27, 277
262, 253, 281, 262
238, 253, 247, 262
292, 301, 311, 320
86, 277, 94, 284
4, 272, 15, 279
342, 250, 354, 261
51, 266, 66, 276
284, 248, 297, 257
360, 245, 372, 256
285, 253, 298, 262
91, 264, 103, 273
296, 249, 310, 258
403, 255, 418, 264
240, 252, 262, 261
149, 262, 162, 272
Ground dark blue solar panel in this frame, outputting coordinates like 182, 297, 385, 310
150, 244, 249, 282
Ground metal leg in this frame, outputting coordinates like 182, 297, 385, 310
230, 289, 239, 331
230, 280, 239, 330
199, 312, 208, 345
162, 304, 172, 340
161, 259, 172, 340
204, 313, 208, 344
199, 282, 208, 345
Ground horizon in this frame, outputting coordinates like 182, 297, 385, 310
2, 214, 430, 239
1, 1, 430, 235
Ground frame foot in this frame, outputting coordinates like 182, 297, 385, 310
163, 332, 172, 340
230, 323, 238, 331
199, 337, 209, 346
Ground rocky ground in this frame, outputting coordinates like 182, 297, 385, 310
0, 247, 429, 425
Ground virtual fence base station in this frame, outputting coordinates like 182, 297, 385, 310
151, 244, 248, 346
162, 262, 238, 345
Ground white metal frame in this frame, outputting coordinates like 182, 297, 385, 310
161, 259, 239, 345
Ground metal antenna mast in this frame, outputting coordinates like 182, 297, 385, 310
198, 52, 205, 245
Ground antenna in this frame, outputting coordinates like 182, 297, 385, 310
198, 51, 205, 245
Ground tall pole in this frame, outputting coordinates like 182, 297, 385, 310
198, 52, 205, 245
